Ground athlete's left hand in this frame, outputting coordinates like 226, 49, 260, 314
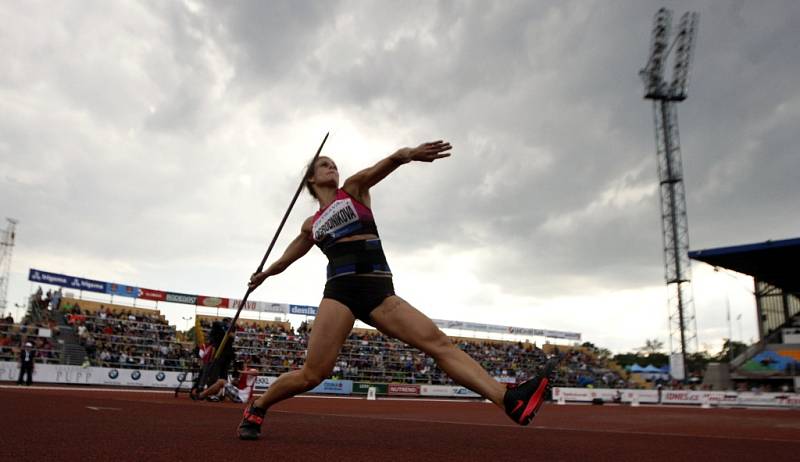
408, 140, 452, 162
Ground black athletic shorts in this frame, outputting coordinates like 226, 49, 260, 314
323, 275, 395, 324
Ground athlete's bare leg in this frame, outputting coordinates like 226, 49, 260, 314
369, 295, 507, 406
252, 299, 355, 410
198, 379, 225, 399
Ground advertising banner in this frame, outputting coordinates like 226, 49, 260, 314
138, 288, 166, 301
419, 385, 453, 397
735, 392, 800, 407
197, 296, 229, 308
0, 362, 189, 388
254, 376, 279, 391
431, 318, 580, 341
260, 302, 289, 314
29, 268, 107, 294
289, 304, 319, 316
552, 388, 800, 408
388, 383, 420, 396
29, 268, 71, 286
310, 379, 353, 395
551, 387, 659, 404
353, 382, 389, 395
229, 299, 288, 314
165, 292, 197, 305
419, 385, 481, 398
107, 282, 140, 298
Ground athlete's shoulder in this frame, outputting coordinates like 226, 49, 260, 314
340, 183, 371, 209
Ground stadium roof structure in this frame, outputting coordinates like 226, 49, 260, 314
689, 237, 800, 293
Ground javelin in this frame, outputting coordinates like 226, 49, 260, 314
212, 132, 329, 361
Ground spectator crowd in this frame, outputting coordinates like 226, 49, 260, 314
4, 290, 627, 389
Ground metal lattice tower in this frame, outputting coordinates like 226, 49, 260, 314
640, 9, 700, 378
0, 218, 19, 313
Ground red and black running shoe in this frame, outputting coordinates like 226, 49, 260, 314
238, 404, 266, 440
503, 360, 557, 426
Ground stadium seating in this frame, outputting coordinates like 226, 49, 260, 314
59, 298, 193, 371
17, 296, 625, 388
197, 318, 626, 387
0, 318, 62, 365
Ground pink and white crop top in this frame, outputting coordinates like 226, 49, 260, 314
310, 189, 380, 251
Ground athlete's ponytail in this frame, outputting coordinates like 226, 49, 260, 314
304, 156, 326, 199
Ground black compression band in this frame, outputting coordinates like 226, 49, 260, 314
324, 239, 392, 280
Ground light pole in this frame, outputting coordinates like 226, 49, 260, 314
726, 296, 733, 363
737, 314, 743, 343
714, 266, 735, 361
714, 266, 756, 346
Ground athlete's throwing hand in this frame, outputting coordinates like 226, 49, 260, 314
398, 140, 452, 163
248, 272, 268, 290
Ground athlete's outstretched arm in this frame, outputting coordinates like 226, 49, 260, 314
249, 217, 314, 290
344, 140, 452, 198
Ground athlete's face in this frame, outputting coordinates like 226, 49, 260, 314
314, 157, 339, 186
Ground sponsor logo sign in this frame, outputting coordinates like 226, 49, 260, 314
197, 296, 228, 308
155, 372, 166, 382
229, 299, 288, 314
289, 305, 318, 316
453, 387, 480, 397
138, 288, 166, 301
29, 269, 70, 286
107, 282, 140, 298
419, 385, 481, 398
552, 387, 656, 403
1, 362, 188, 388
165, 292, 197, 305
431, 318, 580, 341
388, 383, 420, 396
254, 376, 278, 390
28, 268, 107, 293
310, 379, 353, 395
353, 382, 388, 395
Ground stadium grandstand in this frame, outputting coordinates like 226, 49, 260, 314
3, 272, 629, 391
690, 236, 800, 392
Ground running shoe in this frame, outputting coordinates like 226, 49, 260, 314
503, 359, 557, 426
238, 404, 266, 440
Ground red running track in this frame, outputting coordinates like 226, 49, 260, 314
1, 385, 799, 461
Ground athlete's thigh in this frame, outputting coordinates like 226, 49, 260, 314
304, 298, 356, 373
369, 296, 447, 353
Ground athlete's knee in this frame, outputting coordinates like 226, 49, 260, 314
300, 366, 328, 389
424, 329, 455, 358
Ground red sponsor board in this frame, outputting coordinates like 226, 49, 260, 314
197, 296, 228, 308
138, 288, 166, 301
388, 383, 420, 396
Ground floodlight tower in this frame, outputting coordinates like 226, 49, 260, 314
0, 218, 19, 314
640, 9, 699, 379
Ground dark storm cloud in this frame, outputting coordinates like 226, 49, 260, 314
248, 0, 799, 297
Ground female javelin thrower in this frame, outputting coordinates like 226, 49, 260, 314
238, 140, 554, 440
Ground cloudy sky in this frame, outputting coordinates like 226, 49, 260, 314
2, 0, 798, 353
